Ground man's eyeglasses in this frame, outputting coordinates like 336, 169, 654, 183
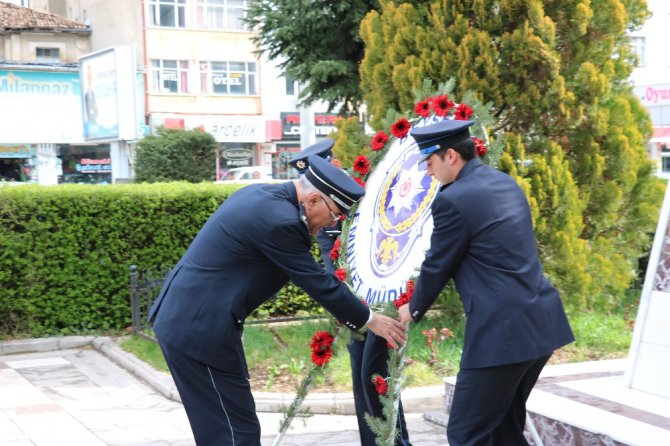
321, 197, 341, 223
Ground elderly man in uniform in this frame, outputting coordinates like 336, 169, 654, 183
289, 140, 412, 446
398, 120, 574, 445
149, 155, 407, 446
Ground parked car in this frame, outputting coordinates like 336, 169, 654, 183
0, 180, 30, 187
217, 166, 274, 183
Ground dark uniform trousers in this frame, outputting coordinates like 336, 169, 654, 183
446, 355, 550, 446
159, 341, 262, 446
318, 224, 411, 446
348, 332, 412, 445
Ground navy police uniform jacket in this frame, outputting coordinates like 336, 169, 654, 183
149, 182, 369, 377
410, 159, 574, 369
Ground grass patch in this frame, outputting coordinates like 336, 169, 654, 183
552, 310, 633, 363
119, 334, 170, 373
122, 308, 634, 392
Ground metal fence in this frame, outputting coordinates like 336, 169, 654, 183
129, 265, 327, 338
129, 265, 171, 337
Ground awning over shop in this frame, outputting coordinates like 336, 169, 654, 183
652, 126, 670, 142
0, 145, 34, 158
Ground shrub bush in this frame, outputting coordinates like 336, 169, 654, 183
0, 182, 323, 337
134, 127, 218, 183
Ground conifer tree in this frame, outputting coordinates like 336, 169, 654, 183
245, 0, 380, 114
332, 116, 372, 169
359, 0, 664, 310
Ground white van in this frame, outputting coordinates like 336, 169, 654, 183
217, 166, 273, 183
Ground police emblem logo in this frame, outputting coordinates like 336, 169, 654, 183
347, 119, 443, 304
371, 150, 439, 275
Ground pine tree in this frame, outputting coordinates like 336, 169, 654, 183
359, 0, 664, 310
245, 0, 380, 114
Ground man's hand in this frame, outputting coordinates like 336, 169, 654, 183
398, 303, 411, 324
367, 312, 407, 348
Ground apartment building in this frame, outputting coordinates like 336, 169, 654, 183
26, 0, 338, 181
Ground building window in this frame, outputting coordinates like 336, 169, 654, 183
151, 60, 190, 93
35, 47, 60, 62
148, 0, 186, 28
631, 36, 646, 66
285, 74, 296, 96
200, 61, 256, 95
196, 0, 248, 30
662, 153, 670, 174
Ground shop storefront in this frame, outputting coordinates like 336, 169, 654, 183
0, 69, 84, 185
150, 111, 340, 181
659, 138, 670, 170
273, 111, 339, 178
0, 62, 137, 185
273, 143, 301, 180
275, 112, 302, 179
653, 129, 670, 176
57, 144, 112, 184
634, 83, 670, 177
220, 145, 255, 169
0, 145, 34, 182
152, 114, 271, 180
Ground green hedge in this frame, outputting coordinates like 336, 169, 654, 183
0, 182, 323, 337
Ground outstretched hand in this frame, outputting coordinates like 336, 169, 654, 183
397, 303, 411, 324
367, 312, 407, 348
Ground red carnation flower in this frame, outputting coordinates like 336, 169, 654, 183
371, 131, 389, 151
339, 214, 347, 221
330, 239, 341, 260
394, 292, 410, 309
414, 99, 431, 118
353, 177, 366, 188
431, 95, 455, 117
473, 137, 487, 157
310, 331, 335, 350
353, 155, 371, 175
311, 347, 333, 367
390, 117, 411, 138
372, 375, 388, 395
394, 279, 415, 308
454, 103, 473, 120
329, 245, 340, 261
334, 268, 347, 281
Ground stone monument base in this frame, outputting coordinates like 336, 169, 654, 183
425, 358, 670, 445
